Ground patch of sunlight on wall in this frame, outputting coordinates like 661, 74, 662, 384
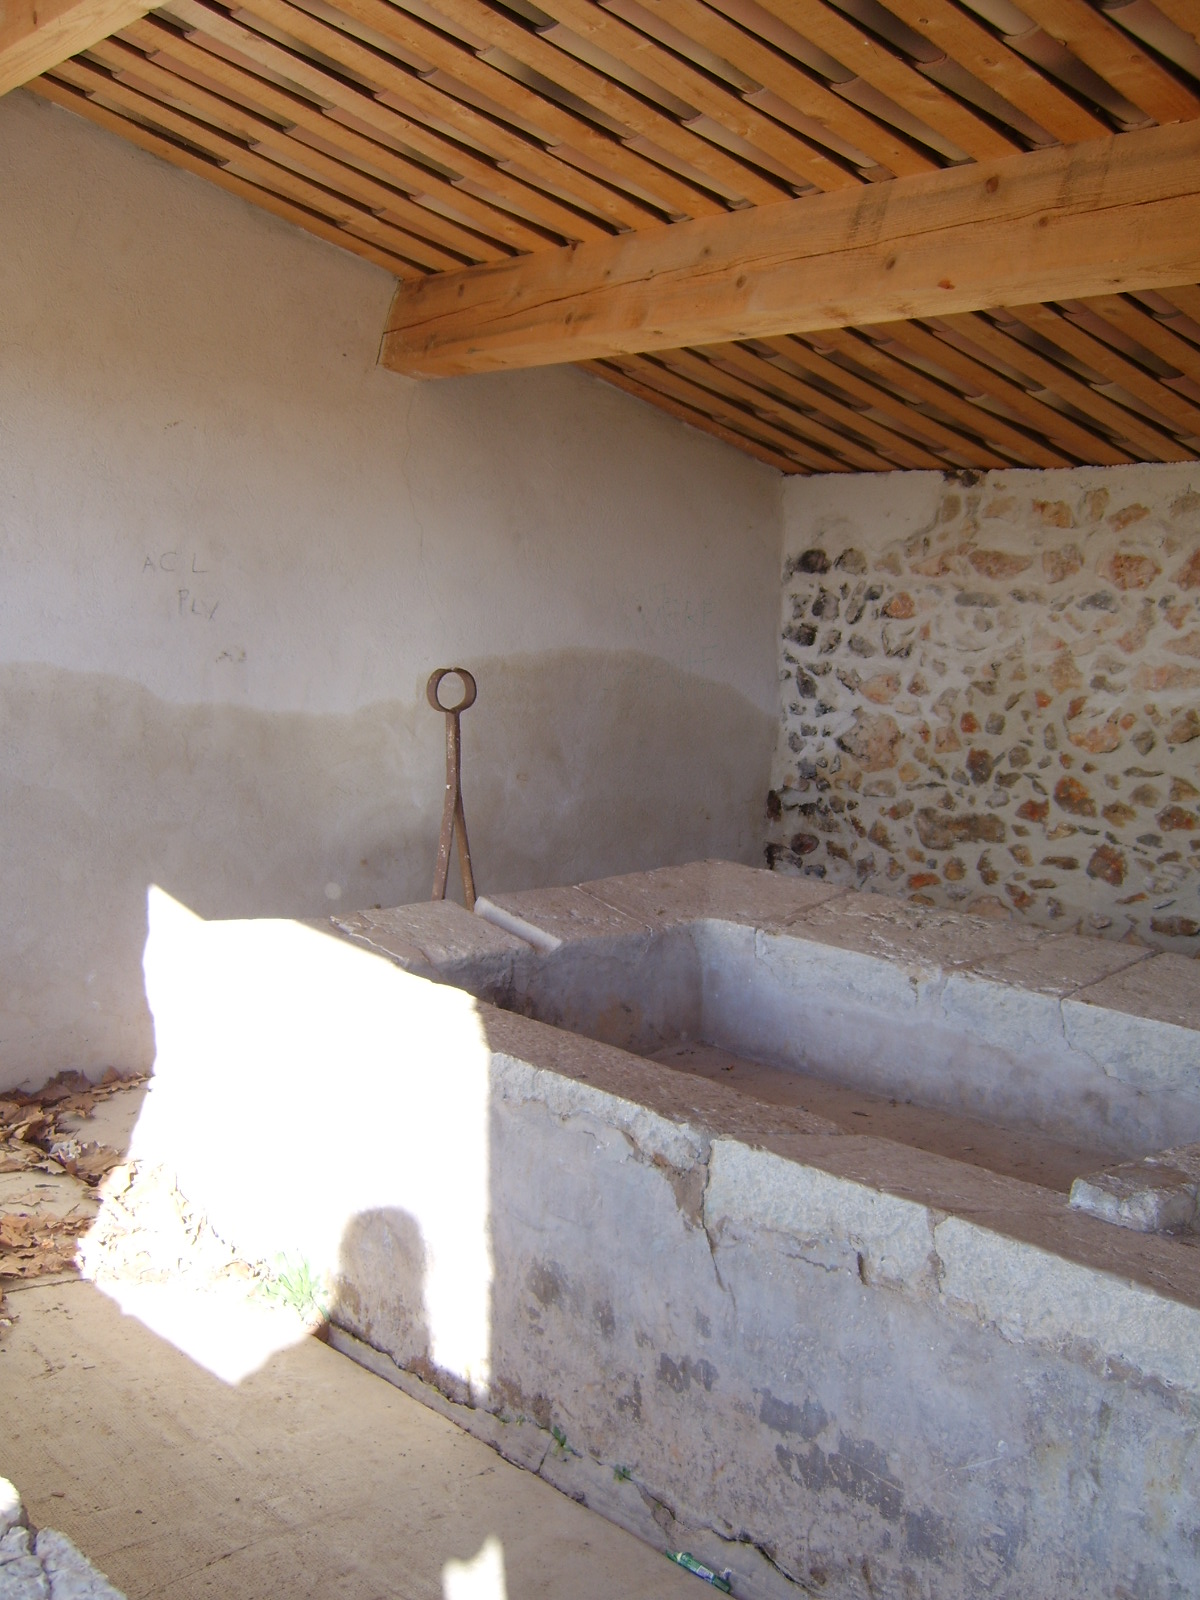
85, 885, 495, 1392
443, 1536, 507, 1600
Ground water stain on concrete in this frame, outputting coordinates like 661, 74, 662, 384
0, 650, 772, 1087
777, 1434, 904, 1522
529, 1260, 566, 1309
758, 1389, 829, 1441
657, 1353, 718, 1393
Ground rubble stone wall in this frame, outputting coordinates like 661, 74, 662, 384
767, 465, 1200, 951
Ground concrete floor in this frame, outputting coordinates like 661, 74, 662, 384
0, 1277, 697, 1600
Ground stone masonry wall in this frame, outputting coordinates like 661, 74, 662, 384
766, 465, 1200, 951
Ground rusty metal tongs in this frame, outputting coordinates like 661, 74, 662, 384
426, 666, 477, 911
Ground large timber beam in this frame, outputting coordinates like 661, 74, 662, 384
381, 121, 1200, 378
0, 0, 148, 97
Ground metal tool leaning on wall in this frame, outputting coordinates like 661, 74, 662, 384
426, 667, 477, 912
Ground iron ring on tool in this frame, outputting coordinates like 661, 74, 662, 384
426, 667, 477, 714
426, 666, 478, 911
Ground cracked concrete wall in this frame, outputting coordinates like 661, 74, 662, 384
0, 90, 781, 1090
479, 1109, 1200, 1600
766, 467, 1200, 951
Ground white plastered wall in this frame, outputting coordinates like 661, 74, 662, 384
0, 90, 782, 1089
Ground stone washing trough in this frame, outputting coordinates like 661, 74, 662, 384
131, 862, 1200, 1600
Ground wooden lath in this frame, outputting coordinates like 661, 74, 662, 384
584, 288, 1200, 473
13, 0, 1200, 472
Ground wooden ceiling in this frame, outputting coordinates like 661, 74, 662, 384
8, 0, 1200, 472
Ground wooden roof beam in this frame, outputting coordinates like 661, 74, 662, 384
381, 122, 1200, 378
0, 0, 149, 96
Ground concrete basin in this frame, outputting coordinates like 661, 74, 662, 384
130, 862, 1200, 1600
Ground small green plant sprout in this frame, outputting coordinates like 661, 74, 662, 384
613, 1464, 633, 1483
549, 1424, 579, 1458
259, 1253, 330, 1326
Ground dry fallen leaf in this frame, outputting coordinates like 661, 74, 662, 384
0, 1075, 148, 1283
56, 1095, 96, 1120
0, 1209, 88, 1278
1, 1249, 77, 1278
74, 1147, 122, 1181
34, 1072, 94, 1106
49, 1143, 122, 1184
0, 1147, 41, 1174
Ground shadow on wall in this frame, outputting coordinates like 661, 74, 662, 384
0, 650, 772, 1087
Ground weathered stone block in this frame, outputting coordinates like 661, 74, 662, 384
1069, 1165, 1197, 1233
963, 932, 1150, 997
332, 901, 521, 995
914, 807, 1006, 848
34, 1530, 126, 1600
705, 1140, 935, 1293
0, 1527, 48, 1600
1064, 954, 1200, 1089
578, 859, 845, 932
